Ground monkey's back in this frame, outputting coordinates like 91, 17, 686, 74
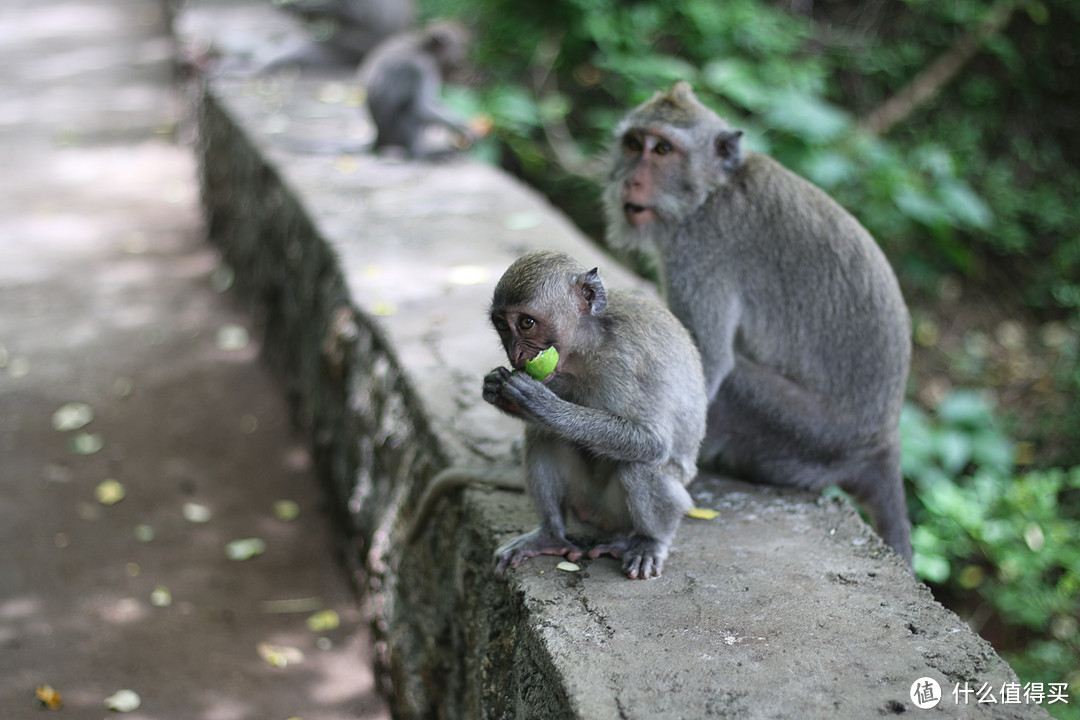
672, 152, 911, 436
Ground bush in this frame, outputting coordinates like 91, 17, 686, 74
903, 391, 1080, 718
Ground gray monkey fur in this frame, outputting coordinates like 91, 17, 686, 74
604, 81, 913, 564
357, 20, 473, 159
412, 251, 707, 580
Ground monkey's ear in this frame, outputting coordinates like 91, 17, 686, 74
715, 130, 744, 172
576, 268, 608, 317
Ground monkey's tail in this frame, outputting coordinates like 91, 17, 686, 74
407, 464, 525, 543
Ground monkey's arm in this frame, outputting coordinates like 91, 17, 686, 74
484, 368, 667, 464
412, 59, 472, 136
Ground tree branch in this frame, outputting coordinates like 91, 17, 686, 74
530, 33, 605, 181
859, 0, 1016, 136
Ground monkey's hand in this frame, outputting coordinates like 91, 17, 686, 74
589, 536, 669, 580
494, 527, 584, 577
482, 367, 555, 421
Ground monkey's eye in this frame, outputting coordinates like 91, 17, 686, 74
517, 316, 536, 331
623, 135, 643, 153
654, 140, 673, 156
492, 317, 510, 332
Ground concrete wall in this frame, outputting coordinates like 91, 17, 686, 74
180, 4, 1050, 718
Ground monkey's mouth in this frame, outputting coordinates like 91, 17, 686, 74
623, 203, 657, 227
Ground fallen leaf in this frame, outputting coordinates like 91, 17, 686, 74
257, 642, 305, 668
447, 265, 490, 286
316, 81, 348, 104
35, 684, 62, 710
9, 356, 30, 378
215, 324, 250, 351
503, 211, 543, 230
210, 265, 235, 293
113, 377, 134, 398
182, 502, 212, 523
372, 301, 396, 317
104, 689, 141, 712
150, 585, 172, 607
273, 499, 300, 521
225, 538, 266, 561
686, 507, 719, 520
70, 431, 104, 455
306, 609, 340, 632
51, 402, 94, 431
95, 479, 125, 505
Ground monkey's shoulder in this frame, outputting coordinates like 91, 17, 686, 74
591, 291, 705, 393
604, 291, 694, 344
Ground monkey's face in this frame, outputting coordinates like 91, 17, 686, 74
615, 130, 679, 229
490, 309, 560, 375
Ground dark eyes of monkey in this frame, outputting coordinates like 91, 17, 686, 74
622, 134, 673, 156
492, 315, 536, 332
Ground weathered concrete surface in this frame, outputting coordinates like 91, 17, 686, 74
182, 3, 1050, 718
0, 1, 387, 718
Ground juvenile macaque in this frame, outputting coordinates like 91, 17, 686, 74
357, 20, 474, 159
604, 81, 913, 564
474, 251, 708, 579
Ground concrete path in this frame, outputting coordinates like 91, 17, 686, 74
0, 2, 388, 718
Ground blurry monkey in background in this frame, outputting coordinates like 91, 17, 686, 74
358, 20, 476, 159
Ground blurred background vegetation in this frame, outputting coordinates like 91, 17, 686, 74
419, 0, 1079, 712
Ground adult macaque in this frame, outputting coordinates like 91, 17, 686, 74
604, 81, 913, 564
466, 251, 707, 579
357, 20, 475, 159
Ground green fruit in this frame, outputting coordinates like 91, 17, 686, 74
525, 346, 559, 380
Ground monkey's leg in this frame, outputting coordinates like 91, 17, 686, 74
706, 355, 867, 482
588, 465, 691, 580
494, 440, 586, 577
709, 357, 912, 563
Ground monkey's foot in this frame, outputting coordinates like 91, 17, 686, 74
589, 537, 669, 580
494, 528, 584, 577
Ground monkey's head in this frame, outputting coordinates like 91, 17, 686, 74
420, 20, 471, 80
604, 81, 743, 246
490, 251, 607, 376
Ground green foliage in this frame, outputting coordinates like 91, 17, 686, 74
903, 392, 1080, 716
427, 0, 1080, 310
427, 0, 1055, 286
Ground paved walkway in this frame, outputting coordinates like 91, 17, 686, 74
0, 2, 387, 718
